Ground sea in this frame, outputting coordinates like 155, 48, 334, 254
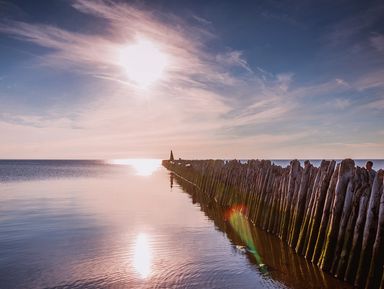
0, 159, 366, 288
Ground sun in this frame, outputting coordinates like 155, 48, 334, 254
120, 38, 168, 87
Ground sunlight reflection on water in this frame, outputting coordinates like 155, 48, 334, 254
133, 233, 152, 278
109, 159, 161, 176
0, 160, 354, 289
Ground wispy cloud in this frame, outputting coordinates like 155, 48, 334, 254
192, 15, 212, 26
0, 0, 383, 159
323, 4, 384, 48
335, 78, 349, 86
216, 50, 253, 73
370, 33, 384, 52
364, 97, 384, 109
0, 0, 289, 123
353, 69, 384, 91
334, 98, 351, 110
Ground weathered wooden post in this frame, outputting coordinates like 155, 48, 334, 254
344, 168, 371, 282
289, 161, 313, 248
335, 167, 364, 279
304, 160, 335, 259
295, 163, 320, 255
319, 159, 355, 271
364, 170, 384, 289
312, 163, 340, 264
330, 165, 357, 274
163, 157, 384, 289
355, 169, 384, 287
281, 160, 301, 241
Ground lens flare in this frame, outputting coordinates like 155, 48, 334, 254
225, 204, 266, 272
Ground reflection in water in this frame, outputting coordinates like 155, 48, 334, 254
110, 159, 161, 176
172, 173, 353, 289
226, 205, 266, 272
133, 233, 152, 278
0, 161, 354, 289
170, 172, 174, 188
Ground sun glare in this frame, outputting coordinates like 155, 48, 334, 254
120, 38, 168, 87
110, 159, 161, 176
133, 233, 152, 278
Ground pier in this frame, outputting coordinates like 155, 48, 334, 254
163, 158, 384, 289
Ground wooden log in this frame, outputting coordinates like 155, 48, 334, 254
296, 165, 318, 255
261, 170, 275, 229
319, 159, 355, 271
312, 163, 340, 264
247, 172, 258, 222
289, 162, 313, 248
295, 166, 319, 255
269, 174, 284, 234
344, 168, 371, 282
267, 176, 280, 232
330, 166, 356, 274
281, 160, 301, 241
275, 176, 285, 234
304, 160, 335, 259
287, 168, 303, 244
355, 169, 384, 287
265, 168, 279, 230
250, 170, 265, 224
163, 158, 384, 289
274, 173, 288, 235
278, 173, 290, 238
365, 172, 384, 289
255, 167, 272, 226
335, 167, 364, 279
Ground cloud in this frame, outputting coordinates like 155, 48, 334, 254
0, 0, 382, 159
0, 0, 290, 124
371, 34, 384, 52
322, 97, 352, 111
364, 97, 384, 110
0, 15, 209, 88
334, 98, 351, 110
353, 69, 384, 91
216, 50, 253, 73
323, 4, 384, 48
335, 78, 349, 86
192, 15, 212, 26
0, 112, 75, 128
284, 78, 349, 100
275, 73, 294, 92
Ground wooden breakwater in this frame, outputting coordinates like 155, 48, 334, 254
172, 173, 354, 289
162, 158, 384, 289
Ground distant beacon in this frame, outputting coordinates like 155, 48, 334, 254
170, 150, 174, 161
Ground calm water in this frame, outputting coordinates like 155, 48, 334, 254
0, 160, 352, 289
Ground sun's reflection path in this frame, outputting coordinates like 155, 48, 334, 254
133, 233, 152, 278
110, 159, 161, 176
226, 205, 267, 273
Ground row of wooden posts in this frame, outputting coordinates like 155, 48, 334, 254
173, 172, 351, 288
162, 158, 384, 289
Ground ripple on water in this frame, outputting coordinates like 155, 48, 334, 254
0, 162, 352, 289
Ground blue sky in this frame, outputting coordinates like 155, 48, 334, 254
0, 0, 383, 159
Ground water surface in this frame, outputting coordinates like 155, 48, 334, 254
0, 160, 352, 288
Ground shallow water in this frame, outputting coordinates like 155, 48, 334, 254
0, 160, 352, 288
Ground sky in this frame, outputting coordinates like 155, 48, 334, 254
0, 0, 383, 159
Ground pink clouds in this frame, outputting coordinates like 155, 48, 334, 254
0, 0, 383, 159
